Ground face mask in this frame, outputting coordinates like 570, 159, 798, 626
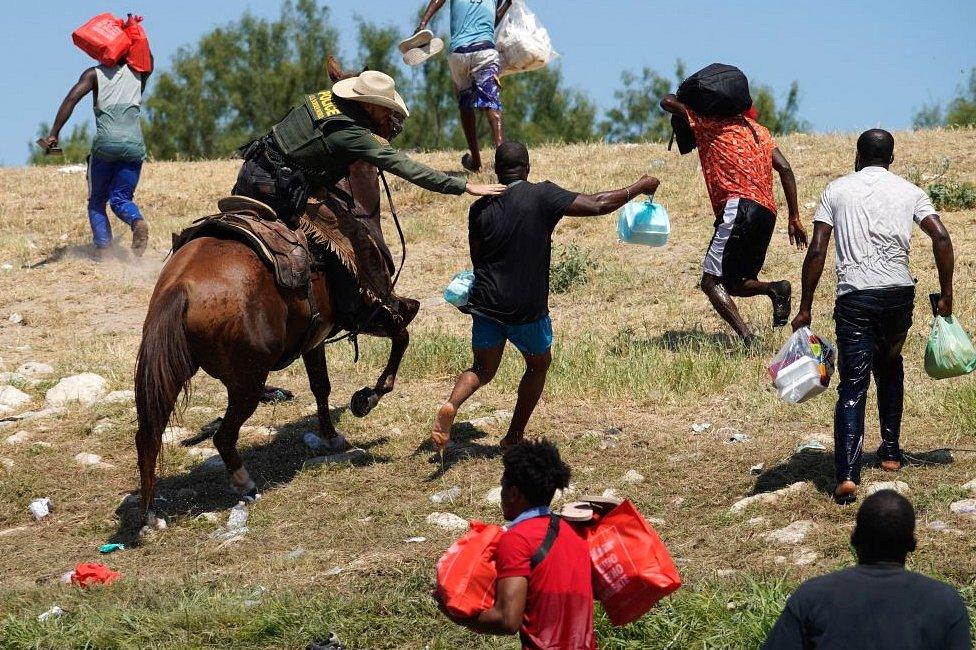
387, 112, 405, 141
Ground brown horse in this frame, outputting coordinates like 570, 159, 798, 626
134, 59, 413, 529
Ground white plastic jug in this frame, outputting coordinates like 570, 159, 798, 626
773, 356, 826, 404
617, 200, 670, 247
443, 270, 474, 308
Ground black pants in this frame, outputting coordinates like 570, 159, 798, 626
833, 286, 915, 483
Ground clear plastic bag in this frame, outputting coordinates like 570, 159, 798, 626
924, 315, 976, 379
443, 270, 474, 308
495, 0, 558, 77
767, 327, 836, 404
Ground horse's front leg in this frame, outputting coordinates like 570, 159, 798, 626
350, 327, 410, 417
302, 344, 347, 451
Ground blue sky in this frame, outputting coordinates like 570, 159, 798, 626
1, 0, 973, 166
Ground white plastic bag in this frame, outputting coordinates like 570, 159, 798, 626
767, 327, 835, 404
495, 0, 558, 77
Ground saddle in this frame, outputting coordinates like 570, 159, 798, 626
171, 196, 311, 292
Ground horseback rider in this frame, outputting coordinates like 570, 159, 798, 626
232, 69, 505, 225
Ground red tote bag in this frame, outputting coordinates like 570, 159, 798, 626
436, 521, 504, 618
72, 14, 131, 66
583, 500, 681, 626
123, 15, 153, 73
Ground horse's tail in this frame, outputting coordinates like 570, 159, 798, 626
134, 284, 195, 519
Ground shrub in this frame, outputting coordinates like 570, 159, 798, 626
550, 244, 598, 294
929, 180, 976, 212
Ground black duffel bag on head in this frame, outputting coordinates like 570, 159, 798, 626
677, 63, 753, 117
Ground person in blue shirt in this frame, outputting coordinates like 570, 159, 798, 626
416, 0, 512, 172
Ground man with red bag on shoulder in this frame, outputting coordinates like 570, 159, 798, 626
437, 439, 596, 649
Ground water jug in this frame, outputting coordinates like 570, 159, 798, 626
617, 200, 670, 247
444, 270, 474, 308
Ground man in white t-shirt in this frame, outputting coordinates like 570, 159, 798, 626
791, 129, 955, 505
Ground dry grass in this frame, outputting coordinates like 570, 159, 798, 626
1, 129, 976, 648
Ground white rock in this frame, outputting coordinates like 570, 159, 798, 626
0, 372, 25, 383
45, 373, 107, 407
949, 499, 976, 518
92, 419, 114, 435
5, 430, 30, 445
74, 452, 112, 469
962, 478, 976, 494
691, 421, 712, 433
0, 408, 64, 426
622, 469, 645, 484
101, 390, 135, 404
426, 512, 469, 531
765, 520, 815, 545
793, 549, 820, 566
730, 482, 811, 513
17, 362, 52, 377
747, 516, 768, 528
0, 386, 31, 409
9, 313, 23, 324
188, 447, 218, 459
601, 488, 620, 499
927, 520, 949, 532
468, 410, 513, 428
431, 486, 461, 504
485, 486, 503, 505
162, 426, 190, 445
864, 481, 910, 496
303, 448, 366, 467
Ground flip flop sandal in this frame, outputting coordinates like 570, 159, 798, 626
399, 29, 436, 53
579, 494, 624, 511
559, 502, 595, 522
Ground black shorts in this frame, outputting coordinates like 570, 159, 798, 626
703, 197, 775, 283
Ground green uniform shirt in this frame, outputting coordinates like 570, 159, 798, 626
272, 91, 466, 195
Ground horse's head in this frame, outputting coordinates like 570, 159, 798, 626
327, 55, 365, 84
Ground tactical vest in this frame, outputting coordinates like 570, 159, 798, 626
272, 89, 353, 170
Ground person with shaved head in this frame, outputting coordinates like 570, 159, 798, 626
763, 490, 970, 649
791, 129, 955, 504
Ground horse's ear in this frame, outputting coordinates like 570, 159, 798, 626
326, 55, 345, 83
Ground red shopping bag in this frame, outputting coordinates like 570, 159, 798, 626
436, 520, 504, 618
581, 500, 681, 626
123, 14, 153, 73
70, 562, 121, 588
72, 13, 131, 66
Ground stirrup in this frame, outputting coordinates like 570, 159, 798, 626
217, 195, 278, 220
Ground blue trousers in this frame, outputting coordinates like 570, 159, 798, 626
87, 155, 144, 248
833, 286, 915, 483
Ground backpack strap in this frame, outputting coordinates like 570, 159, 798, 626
530, 513, 561, 570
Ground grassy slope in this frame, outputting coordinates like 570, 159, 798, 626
0, 130, 975, 648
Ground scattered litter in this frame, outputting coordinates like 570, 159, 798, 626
60, 571, 74, 584
485, 486, 502, 505
70, 562, 121, 588
430, 486, 461, 504
8, 313, 23, 325
0, 386, 31, 409
725, 431, 751, 444
45, 373, 107, 407
37, 606, 65, 622
750, 463, 764, 475
304, 448, 366, 467
621, 469, 645, 484
29, 497, 53, 520
426, 512, 468, 531
950, 499, 976, 518
17, 362, 53, 377
730, 481, 811, 513
100, 390, 135, 404
405, 536, 426, 543
864, 481, 910, 496
58, 164, 87, 174
285, 547, 306, 560
99, 543, 124, 554
212, 502, 249, 542
795, 440, 827, 453
691, 421, 711, 433
765, 520, 815, 545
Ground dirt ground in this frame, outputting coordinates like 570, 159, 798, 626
1, 130, 975, 648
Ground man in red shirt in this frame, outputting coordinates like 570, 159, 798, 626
661, 94, 808, 343
439, 439, 596, 649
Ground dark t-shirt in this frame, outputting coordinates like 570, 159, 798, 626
467, 180, 579, 325
763, 564, 971, 650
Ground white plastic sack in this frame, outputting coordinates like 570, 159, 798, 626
767, 327, 835, 404
495, 0, 558, 77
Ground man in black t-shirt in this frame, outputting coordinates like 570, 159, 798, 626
431, 141, 659, 450
763, 490, 971, 649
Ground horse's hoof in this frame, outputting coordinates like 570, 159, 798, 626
322, 434, 349, 453
350, 387, 380, 417
241, 488, 261, 503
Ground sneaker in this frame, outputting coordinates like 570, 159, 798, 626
770, 281, 792, 327
131, 219, 149, 257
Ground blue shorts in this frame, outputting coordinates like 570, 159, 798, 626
472, 314, 552, 356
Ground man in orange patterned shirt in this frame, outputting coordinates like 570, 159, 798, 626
661, 94, 807, 343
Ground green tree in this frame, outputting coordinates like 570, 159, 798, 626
913, 67, 976, 129
601, 61, 685, 143
752, 81, 809, 135
28, 122, 92, 165
143, 0, 339, 160
503, 67, 597, 144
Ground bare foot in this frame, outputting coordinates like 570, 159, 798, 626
499, 432, 524, 448
431, 402, 456, 450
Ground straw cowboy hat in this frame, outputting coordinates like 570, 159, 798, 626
332, 70, 410, 117
398, 29, 444, 67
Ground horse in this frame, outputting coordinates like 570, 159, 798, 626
134, 57, 414, 529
